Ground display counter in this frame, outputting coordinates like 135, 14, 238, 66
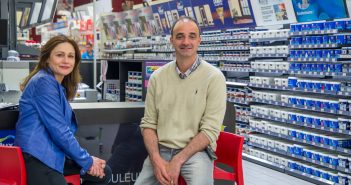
0, 102, 145, 129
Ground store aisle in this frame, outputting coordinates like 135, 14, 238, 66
243, 160, 314, 185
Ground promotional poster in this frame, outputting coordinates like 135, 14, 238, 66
292, 0, 347, 22
151, 2, 172, 34
137, 7, 160, 37
123, 9, 142, 38
251, 0, 297, 26
191, 0, 256, 31
144, 61, 168, 88
101, 13, 118, 40
113, 12, 128, 40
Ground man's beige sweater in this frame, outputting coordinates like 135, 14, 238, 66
140, 60, 227, 150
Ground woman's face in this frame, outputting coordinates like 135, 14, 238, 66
48, 42, 76, 83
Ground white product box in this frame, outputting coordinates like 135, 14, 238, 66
281, 78, 289, 86
262, 77, 274, 85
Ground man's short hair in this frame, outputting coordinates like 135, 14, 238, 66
170, 16, 201, 36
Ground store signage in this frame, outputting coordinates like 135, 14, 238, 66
0, 130, 15, 146
251, 0, 297, 26
292, 0, 348, 22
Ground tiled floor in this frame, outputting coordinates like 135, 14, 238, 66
243, 160, 315, 185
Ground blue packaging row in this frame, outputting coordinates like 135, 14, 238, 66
287, 96, 340, 112
288, 128, 351, 148
290, 49, 342, 59
288, 161, 339, 183
289, 63, 349, 73
290, 35, 351, 45
288, 77, 341, 92
290, 20, 351, 32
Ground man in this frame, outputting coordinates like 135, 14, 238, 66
82, 43, 94, 59
135, 16, 226, 185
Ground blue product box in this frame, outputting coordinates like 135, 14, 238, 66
322, 50, 331, 58
336, 21, 346, 30
289, 97, 297, 104
290, 24, 296, 32
303, 37, 311, 44
288, 145, 294, 154
306, 81, 314, 90
329, 36, 336, 44
313, 152, 321, 161
305, 166, 313, 175
296, 50, 302, 58
331, 174, 339, 183
315, 36, 323, 44
298, 80, 307, 88
321, 172, 330, 180
297, 131, 305, 139
325, 21, 336, 30
323, 35, 330, 44
288, 77, 298, 87
303, 63, 312, 71
315, 100, 322, 108
313, 81, 322, 90
315, 50, 322, 58
322, 119, 331, 128
346, 20, 351, 30
316, 63, 324, 72
290, 63, 296, 70
325, 83, 333, 91
312, 22, 324, 31
301, 23, 312, 31
297, 98, 306, 106
322, 137, 330, 145
337, 35, 346, 44
335, 64, 343, 72
322, 155, 330, 164
305, 150, 313, 159
298, 165, 306, 173
335, 49, 342, 56
306, 117, 314, 125
330, 157, 339, 167
306, 99, 315, 107
290, 50, 296, 58
289, 129, 297, 137
288, 161, 297, 169
313, 117, 322, 127
332, 83, 341, 92
313, 169, 321, 178
0, 130, 15, 146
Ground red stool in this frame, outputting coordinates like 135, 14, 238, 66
178, 132, 244, 185
0, 146, 81, 185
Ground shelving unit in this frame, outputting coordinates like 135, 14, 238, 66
245, 21, 351, 185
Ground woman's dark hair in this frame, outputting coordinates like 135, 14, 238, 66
20, 35, 81, 100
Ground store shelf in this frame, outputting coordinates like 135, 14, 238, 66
250, 112, 351, 136
289, 70, 351, 77
288, 57, 338, 62
250, 37, 289, 43
242, 153, 285, 172
249, 83, 351, 97
103, 47, 152, 53
226, 81, 248, 87
250, 127, 351, 155
227, 99, 249, 105
236, 117, 249, 123
199, 46, 250, 51
248, 142, 340, 172
221, 68, 251, 72
289, 44, 341, 49
289, 29, 340, 36
252, 98, 351, 116
242, 153, 333, 185
202, 35, 250, 41
250, 69, 288, 74
285, 168, 334, 185
250, 53, 288, 58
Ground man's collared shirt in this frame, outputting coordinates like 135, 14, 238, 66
176, 56, 201, 79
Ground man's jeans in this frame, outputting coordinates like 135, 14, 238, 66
135, 145, 213, 185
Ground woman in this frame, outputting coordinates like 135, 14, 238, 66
15, 35, 111, 185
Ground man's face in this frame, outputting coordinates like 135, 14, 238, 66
170, 20, 201, 58
86, 45, 92, 52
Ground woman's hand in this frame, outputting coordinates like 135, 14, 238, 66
87, 156, 106, 178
